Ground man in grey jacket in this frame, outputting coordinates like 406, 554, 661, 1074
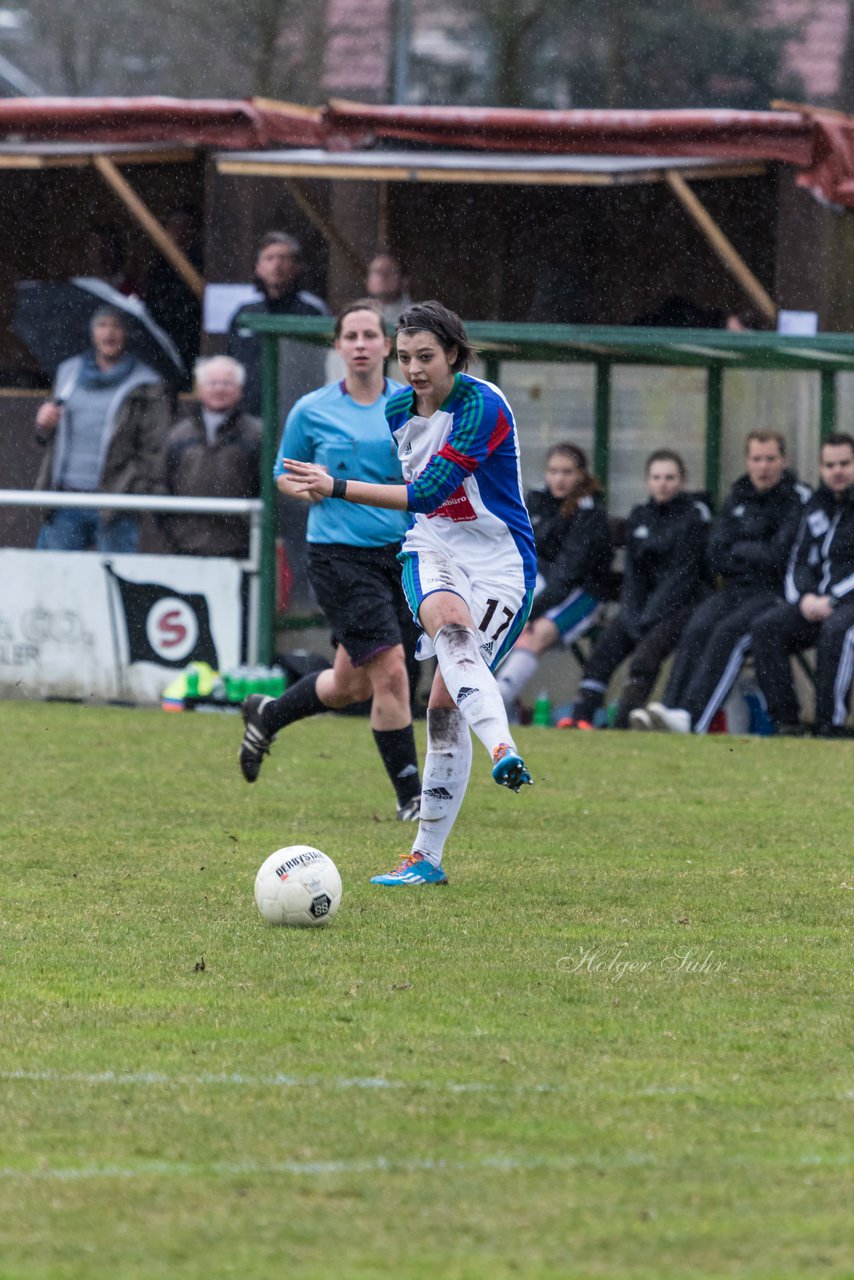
34, 306, 170, 552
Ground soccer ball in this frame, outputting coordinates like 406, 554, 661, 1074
253, 845, 342, 928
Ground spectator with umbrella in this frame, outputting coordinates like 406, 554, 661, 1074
32, 305, 171, 552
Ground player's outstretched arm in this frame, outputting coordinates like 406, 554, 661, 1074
281, 458, 409, 511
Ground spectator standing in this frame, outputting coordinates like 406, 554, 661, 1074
496, 443, 612, 714
633, 430, 811, 734
750, 434, 854, 736
565, 450, 711, 729
366, 251, 414, 329
159, 356, 261, 558
33, 306, 169, 553
226, 231, 329, 418
227, 231, 330, 607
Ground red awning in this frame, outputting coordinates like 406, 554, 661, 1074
1, 97, 854, 209
0, 97, 324, 148
323, 101, 854, 209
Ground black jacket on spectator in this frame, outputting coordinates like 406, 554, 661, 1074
159, 405, 261, 557
785, 483, 854, 603
527, 488, 612, 620
619, 491, 710, 639
227, 289, 328, 417
708, 470, 811, 592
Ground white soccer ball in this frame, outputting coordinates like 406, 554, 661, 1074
253, 845, 342, 928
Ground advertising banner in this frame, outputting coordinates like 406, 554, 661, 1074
0, 550, 245, 703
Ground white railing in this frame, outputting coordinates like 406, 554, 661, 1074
0, 489, 265, 661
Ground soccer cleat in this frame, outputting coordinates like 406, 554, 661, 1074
647, 702, 691, 734
491, 742, 533, 792
238, 694, 276, 782
628, 708, 654, 731
370, 853, 448, 886
396, 794, 422, 822
556, 717, 594, 730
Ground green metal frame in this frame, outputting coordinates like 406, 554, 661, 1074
238, 314, 854, 660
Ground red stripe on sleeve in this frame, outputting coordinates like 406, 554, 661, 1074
487, 407, 511, 452
438, 443, 477, 472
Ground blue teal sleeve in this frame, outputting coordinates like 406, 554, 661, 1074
407, 385, 510, 513
274, 402, 312, 478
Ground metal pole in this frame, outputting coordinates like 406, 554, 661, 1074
393, 0, 412, 104
483, 353, 500, 387
705, 364, 723, 503
594, 362, 611, 493
820, 369, 837, 442
258, 333, 280, 666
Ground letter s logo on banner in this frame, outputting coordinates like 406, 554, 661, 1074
146, 599, 199, 663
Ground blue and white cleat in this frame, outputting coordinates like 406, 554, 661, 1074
370, 853, 448, 886
491, 743, 533, 793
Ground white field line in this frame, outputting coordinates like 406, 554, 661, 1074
0, 1067, 560, 1095
0, 1153, 644, 1183
0, 1151, 849, 1184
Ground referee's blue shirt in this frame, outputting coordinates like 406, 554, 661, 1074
275, 378, 410, 547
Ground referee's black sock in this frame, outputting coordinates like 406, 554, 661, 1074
372, 725, 421, 805
261, 674, 325, 734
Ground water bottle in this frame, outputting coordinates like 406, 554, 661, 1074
185, 666, 200, 699
532, 691, 552, 727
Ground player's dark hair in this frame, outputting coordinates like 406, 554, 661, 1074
396, 300, 476, 372
546, 442, 602, 517
645, 448, 687, 479
822, 432, 854, 456
333, 298, 388, 340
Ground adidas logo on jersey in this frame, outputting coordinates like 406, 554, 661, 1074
456, 686, 477, 704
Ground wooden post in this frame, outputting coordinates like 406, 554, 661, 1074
283, 178, 367, 277
91, 154, 205, 300
665, 169, 777, 324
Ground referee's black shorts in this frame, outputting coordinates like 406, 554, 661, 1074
307, 542, 416, 668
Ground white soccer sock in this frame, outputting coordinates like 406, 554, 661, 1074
496, 647, 540, 707
432, 623, 517, 758
413, 707, 472, 867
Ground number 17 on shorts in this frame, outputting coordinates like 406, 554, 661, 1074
400, 546, 533, 671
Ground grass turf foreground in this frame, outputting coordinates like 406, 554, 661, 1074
0, 700, 852, 1280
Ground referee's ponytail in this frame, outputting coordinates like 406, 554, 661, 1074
395, 301, 476, 372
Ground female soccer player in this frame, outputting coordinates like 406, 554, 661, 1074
496, 442, 612, 714
282, 300, 537, 886
238, 300, 422, 822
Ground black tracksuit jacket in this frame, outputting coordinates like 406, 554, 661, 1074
709, 470, 811, 593
619, 491, 710, 639
526, 488, 613, 621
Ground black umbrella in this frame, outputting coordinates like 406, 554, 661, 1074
13, 277, 186, 385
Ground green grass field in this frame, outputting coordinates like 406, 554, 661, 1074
1, 699, 852, 1279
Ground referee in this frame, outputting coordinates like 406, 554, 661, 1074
237, 300, 422, 820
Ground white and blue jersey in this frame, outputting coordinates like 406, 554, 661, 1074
386, 373, 537, 586
386, 373, 537, 668
276, 378, 409, 547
